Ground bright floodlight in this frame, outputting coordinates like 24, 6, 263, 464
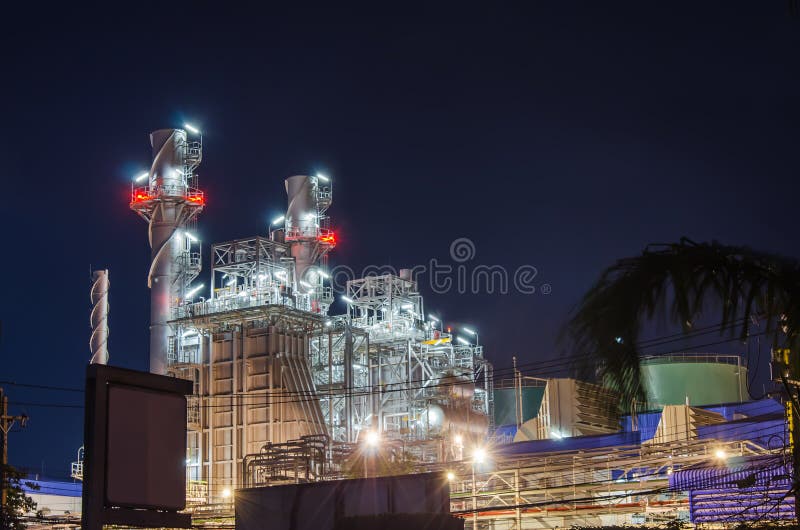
456, 337, 470, 345
550, 430, 563, 440
271, 215, 285, 225
446, 471, 455, 481
463, 327, 476, 336
300, 280, 312, 289
184, 123, 200, 134
135, 171, 149, 182
429, 315, 439, 322
715, 449, 727, 460
325, 320, 332, 327
221, 488, 231, 499
316, 173, 329, 182
341, 295, 354, 304
185, 232, 199, 242
186, 284, 205, 298
317, 269, 330, 279
472, 447, 487, 464
365, 431, 380, 447
454, 434, 463, 446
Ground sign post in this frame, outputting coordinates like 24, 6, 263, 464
81, 364, 193, 529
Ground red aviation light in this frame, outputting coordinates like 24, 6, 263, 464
133, 192, 152, 202
186, 193, 205, 205
318, 231, 337, 246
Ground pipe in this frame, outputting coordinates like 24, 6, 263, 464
89, 270, 109, 365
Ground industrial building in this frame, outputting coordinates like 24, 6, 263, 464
129, 127, 492, 503
122, 126, 790, 528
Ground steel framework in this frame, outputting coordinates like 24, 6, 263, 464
335, 274, 493, 458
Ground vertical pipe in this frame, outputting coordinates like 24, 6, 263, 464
89, 270, 110, 365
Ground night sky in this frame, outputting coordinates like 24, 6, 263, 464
1, 3, 798, 477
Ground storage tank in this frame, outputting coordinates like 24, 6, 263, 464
641, 353, 748, 407
492, 379, 546, 427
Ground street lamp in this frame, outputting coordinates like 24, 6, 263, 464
221, 487, 232, 501
363, 431, 380, 478
365, 430, 380, 447
471, 447, 487, 530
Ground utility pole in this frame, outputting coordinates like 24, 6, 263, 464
771, 349, 800, 521
0, 388, 29, 515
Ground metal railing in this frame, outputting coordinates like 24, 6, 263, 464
640, 353, 742, 366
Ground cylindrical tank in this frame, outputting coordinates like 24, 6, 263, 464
433, 370, 475, 401
492, 386, 545, 427
641, 353, 749, 407
425, 404, 488, 438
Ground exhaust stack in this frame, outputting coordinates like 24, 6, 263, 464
130, 128, 205, 374
89, 269, 109, 365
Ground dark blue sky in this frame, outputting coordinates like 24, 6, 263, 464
1, 2, 798, 476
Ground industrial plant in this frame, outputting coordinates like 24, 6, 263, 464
52, 125, 786, 529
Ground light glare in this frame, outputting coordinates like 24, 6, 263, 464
184, 123, 200, 134
271, 215, 285, 225
186, 284, 205, 298
135, 171, 149, 182
365, 431, 380, 447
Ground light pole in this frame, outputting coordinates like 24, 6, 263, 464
463, 327, 478, 345
364, 430, 379, 478
269, 215, 285, 238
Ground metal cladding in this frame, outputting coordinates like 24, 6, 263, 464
150, 129, 187, 192
286, 175, 317, 283
284, 175, 334, 284
130, 128, 204, 375
89, 269, 109, 365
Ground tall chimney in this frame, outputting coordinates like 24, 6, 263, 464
130, 127, 205, 374
89, 269, 109, 365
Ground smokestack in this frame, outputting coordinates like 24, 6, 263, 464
130, 127, 204, 374
90, 270, 109, 365
285, 175, 317, 283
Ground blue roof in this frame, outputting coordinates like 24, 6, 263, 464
498, 398, 784, 454
497, 430, 642, 455
22, 477, 82, 498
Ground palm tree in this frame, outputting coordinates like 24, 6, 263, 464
562, 238, 800, 405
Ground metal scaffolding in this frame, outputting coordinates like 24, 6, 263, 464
445, 437, 779, 529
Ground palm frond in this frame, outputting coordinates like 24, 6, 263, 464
562, 239, 800, 405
